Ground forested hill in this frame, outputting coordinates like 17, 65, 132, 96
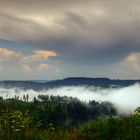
0, 77, 140, 90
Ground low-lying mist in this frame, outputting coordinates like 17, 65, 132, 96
0, 83, 140, 114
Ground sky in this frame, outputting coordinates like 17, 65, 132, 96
0, 0, 140, 80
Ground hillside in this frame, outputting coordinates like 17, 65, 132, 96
0, 77, 140, 90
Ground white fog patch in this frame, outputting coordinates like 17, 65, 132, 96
0, 84, 140, 114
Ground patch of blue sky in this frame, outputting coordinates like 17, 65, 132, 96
0, 39, 33, 54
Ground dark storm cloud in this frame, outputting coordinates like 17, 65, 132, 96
0, 0, 140, 79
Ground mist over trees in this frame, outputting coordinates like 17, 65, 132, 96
0, 94, 116, 127
0, 94, 140, 139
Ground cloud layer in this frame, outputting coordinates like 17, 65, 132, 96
0, 0, 140, 79
0, 48, 57, 72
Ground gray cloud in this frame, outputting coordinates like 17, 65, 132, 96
0, 0, 140, 79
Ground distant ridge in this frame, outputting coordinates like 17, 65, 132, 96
0, 77, 140, 90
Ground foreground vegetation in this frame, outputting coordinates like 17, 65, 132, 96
0, 95, 140, 140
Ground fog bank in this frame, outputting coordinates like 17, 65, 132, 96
0, 84, 140, 114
